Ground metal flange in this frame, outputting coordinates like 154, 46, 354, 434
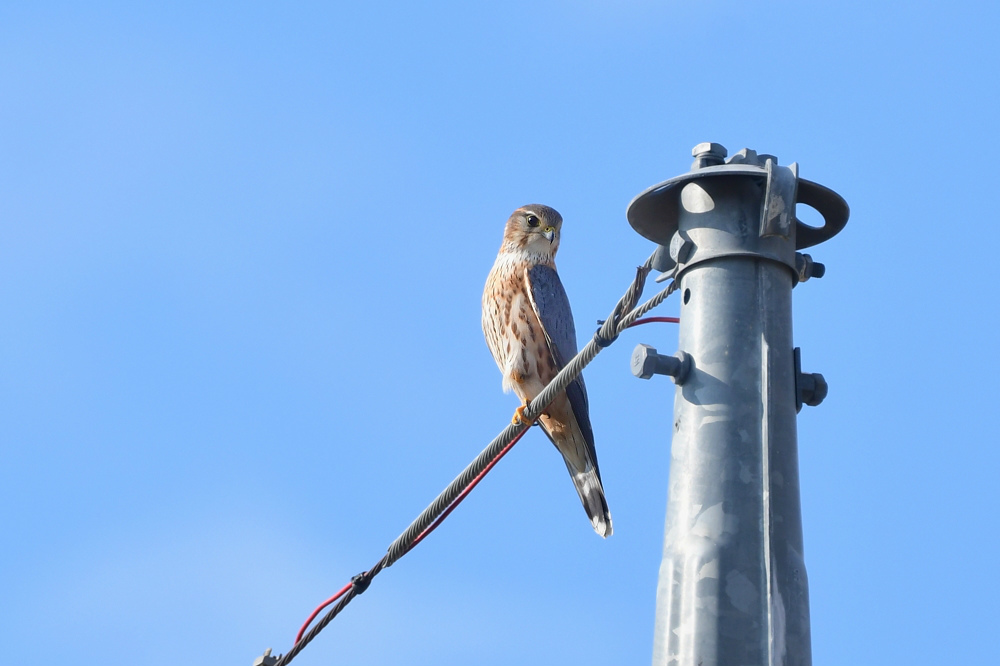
626, 143, 849, 268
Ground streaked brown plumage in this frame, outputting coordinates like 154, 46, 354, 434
482, 204, 612, 537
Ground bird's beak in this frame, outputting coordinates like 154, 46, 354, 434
543, 227, 555, 244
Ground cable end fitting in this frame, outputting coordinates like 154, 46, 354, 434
253, 648, 279, 666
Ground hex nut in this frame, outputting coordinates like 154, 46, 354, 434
691, 142, 727, 158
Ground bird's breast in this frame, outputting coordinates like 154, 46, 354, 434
482, 258, 551, 398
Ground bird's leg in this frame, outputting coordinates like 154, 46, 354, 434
508, 370, 536, 426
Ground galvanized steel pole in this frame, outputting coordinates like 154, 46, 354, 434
627, 144, 848, 666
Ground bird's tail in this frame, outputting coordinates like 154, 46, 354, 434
567, 463, 613, 538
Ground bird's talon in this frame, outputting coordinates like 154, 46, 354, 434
512, 404, 534, 426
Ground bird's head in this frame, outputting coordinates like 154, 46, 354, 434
501, 204, 563, 258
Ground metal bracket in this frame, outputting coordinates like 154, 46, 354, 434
761, 159, 799, 240
253, 648, 279, 666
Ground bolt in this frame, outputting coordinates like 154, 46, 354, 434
631, 344, 691, 384
691, 142, 727, 169
798, 372, 828, 407
794, 253, 826, 282
794, 347, 827, 411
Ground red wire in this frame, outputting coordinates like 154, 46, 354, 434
293, 422, 532, 644
629, 316, 679, 326
409, 423, 531, 549
292, 314, 680, 645
295, 581, 353, 644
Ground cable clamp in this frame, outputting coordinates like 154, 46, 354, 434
593, 331, 618, 348
351, 572, 372, 595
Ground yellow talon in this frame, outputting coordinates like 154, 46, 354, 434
512, 404, 534, 426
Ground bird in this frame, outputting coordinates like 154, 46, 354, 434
482, 204, 612, 537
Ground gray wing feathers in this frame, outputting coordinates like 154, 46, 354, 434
525, 265, 600, 476
525, 265, 579, 366
525, 265, 611, 537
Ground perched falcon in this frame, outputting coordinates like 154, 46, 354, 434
482, 204, 612, 537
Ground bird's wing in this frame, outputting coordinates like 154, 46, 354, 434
524, 265, 578, 367
524, 265, 597, 462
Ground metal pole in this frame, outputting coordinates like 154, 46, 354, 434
627, 144, 848, 666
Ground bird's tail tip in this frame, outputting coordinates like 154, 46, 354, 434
573, 469, 613, 538
591, 514, 613, 538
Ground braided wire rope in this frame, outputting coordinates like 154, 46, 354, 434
271, 258, 678, 666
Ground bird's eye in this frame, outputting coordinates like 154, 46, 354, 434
526, 214, 540, 228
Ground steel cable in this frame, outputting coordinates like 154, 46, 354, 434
270, 258, 677, 666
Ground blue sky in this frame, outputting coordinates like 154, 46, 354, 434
2, 2, 998, 664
